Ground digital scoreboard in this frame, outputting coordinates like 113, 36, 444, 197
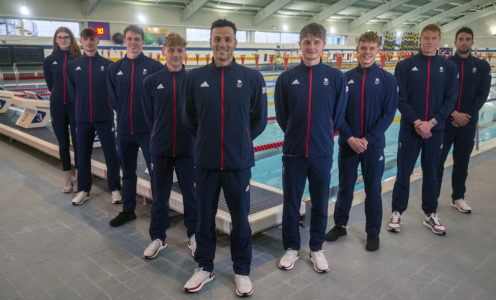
88, 22, 110, 40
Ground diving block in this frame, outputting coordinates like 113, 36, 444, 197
0, 89, 51, 128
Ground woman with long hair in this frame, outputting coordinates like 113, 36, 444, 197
43, 27, 82, 192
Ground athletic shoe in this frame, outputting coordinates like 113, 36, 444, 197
62, 179, 74, 193
234, 274, 253, 297
184, 268, 215, 293
188, 234, 197, 257
143, 239, 167, 259
423, 213, 446, 235
72, 191, 91, 205
366, 234, 380, 252
278, 248, 300, 270
111, 190, 122, 204
326, 225, 347, 241
386, 211, 401, 232
451, 199, 471, 213
109, 211, 136, 227
310, 250, 329, 273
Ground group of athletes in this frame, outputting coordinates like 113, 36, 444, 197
42, 18, 491, 296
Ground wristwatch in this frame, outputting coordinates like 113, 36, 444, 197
431, 118, 438, 126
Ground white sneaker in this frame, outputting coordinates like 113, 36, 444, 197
278, 248, 300, 270
111, 190, 122, 204
143, 239, 167, 259
423, 213, 447, 235
62, 179, 74, 193
72, 191, 91, 205
234, 274, 253, 297
184, 268, 215, 293
310, 250, 329, 273
188, 234, 197, 257
451, 199, 471, 213
387, 211, 401, 232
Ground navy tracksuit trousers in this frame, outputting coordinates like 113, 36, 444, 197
50, 101, 77, 171
149, 155, 197, 241
117, 134, 151, 212
334, 146, 384, 234
437, 122, 476, 200
392, 128, 444, 214
76, 122, 120, 193
282, 156, 332, 252
194, 168, 252, 275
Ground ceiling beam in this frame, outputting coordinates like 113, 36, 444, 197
414, 0, 491, 32
310, 0, 360, 23
182, 0, 211, 21
350, 0, 410, 29
383, 0, 452, 31
253, 0, 294, 25
87, 0, 103, 16
441, 7, 496, 32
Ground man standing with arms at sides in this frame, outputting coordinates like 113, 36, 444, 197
275, 23, 348, 273
387, 24, 458, 235
182, 19, 267, 296
437, 27, 491, 213
107, 25, 164, 227
66, 28, 122, 205
326, 31, 397, 251
141, 33, 197, 259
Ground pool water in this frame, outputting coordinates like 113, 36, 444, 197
252, 71, 496, 198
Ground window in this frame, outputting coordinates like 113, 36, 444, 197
0, 19, 80, 37
236, 30, 249, 43
281, 33, 299, 44
254, 31, 280, 43
187, 28, 249, 42
186, 28, 210, 42
326, 35, 346, 45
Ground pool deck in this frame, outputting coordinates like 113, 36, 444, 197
1, 131, 496, 299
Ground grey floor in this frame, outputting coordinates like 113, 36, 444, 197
1, 134, 495, 300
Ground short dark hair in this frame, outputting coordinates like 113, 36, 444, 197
124, 25, 144, 40
455, 27, 474, 40
300, 23, 326, 42
80, 28, 97, 39
210, 19, 237, 36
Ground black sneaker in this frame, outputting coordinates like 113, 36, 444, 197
109, 211, 136, 227
366, 234, 380, 252
326, 225, 347, 241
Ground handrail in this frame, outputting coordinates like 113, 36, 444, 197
13, 63, 20, 86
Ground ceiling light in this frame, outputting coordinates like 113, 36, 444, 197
20, 6, 29, 16
329, 27, 336, 34
137, 14, 147, 24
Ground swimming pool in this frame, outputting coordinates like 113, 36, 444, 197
252, 70, 496, 198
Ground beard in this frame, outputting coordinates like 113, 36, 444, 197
457, 47, 471, 55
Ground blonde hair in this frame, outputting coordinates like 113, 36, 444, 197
163, 33, 187, 48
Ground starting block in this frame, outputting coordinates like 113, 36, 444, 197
0, 88, 51, 128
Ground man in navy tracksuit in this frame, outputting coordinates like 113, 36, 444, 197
66, 28, 122, 206
437, 27, 491, 213
141, 33, 197, 259
326, 32, 397, 251
387, 24, 458, 235
275, 23, 347, 273
183, 19, 267, 297
107, 25, 164, 227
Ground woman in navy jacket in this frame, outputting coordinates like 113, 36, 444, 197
43, 27, 81, 192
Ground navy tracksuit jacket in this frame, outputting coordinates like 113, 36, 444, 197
142, 65, 197, 241
107, 53, 163, 212
183, 59, 267, 275
334, 63, 397, 235
43, 49, 78, 171
437, 54, 491, 201
275, 62, 347, 252
66, 53, 121, 193
392, 53, 458, 214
